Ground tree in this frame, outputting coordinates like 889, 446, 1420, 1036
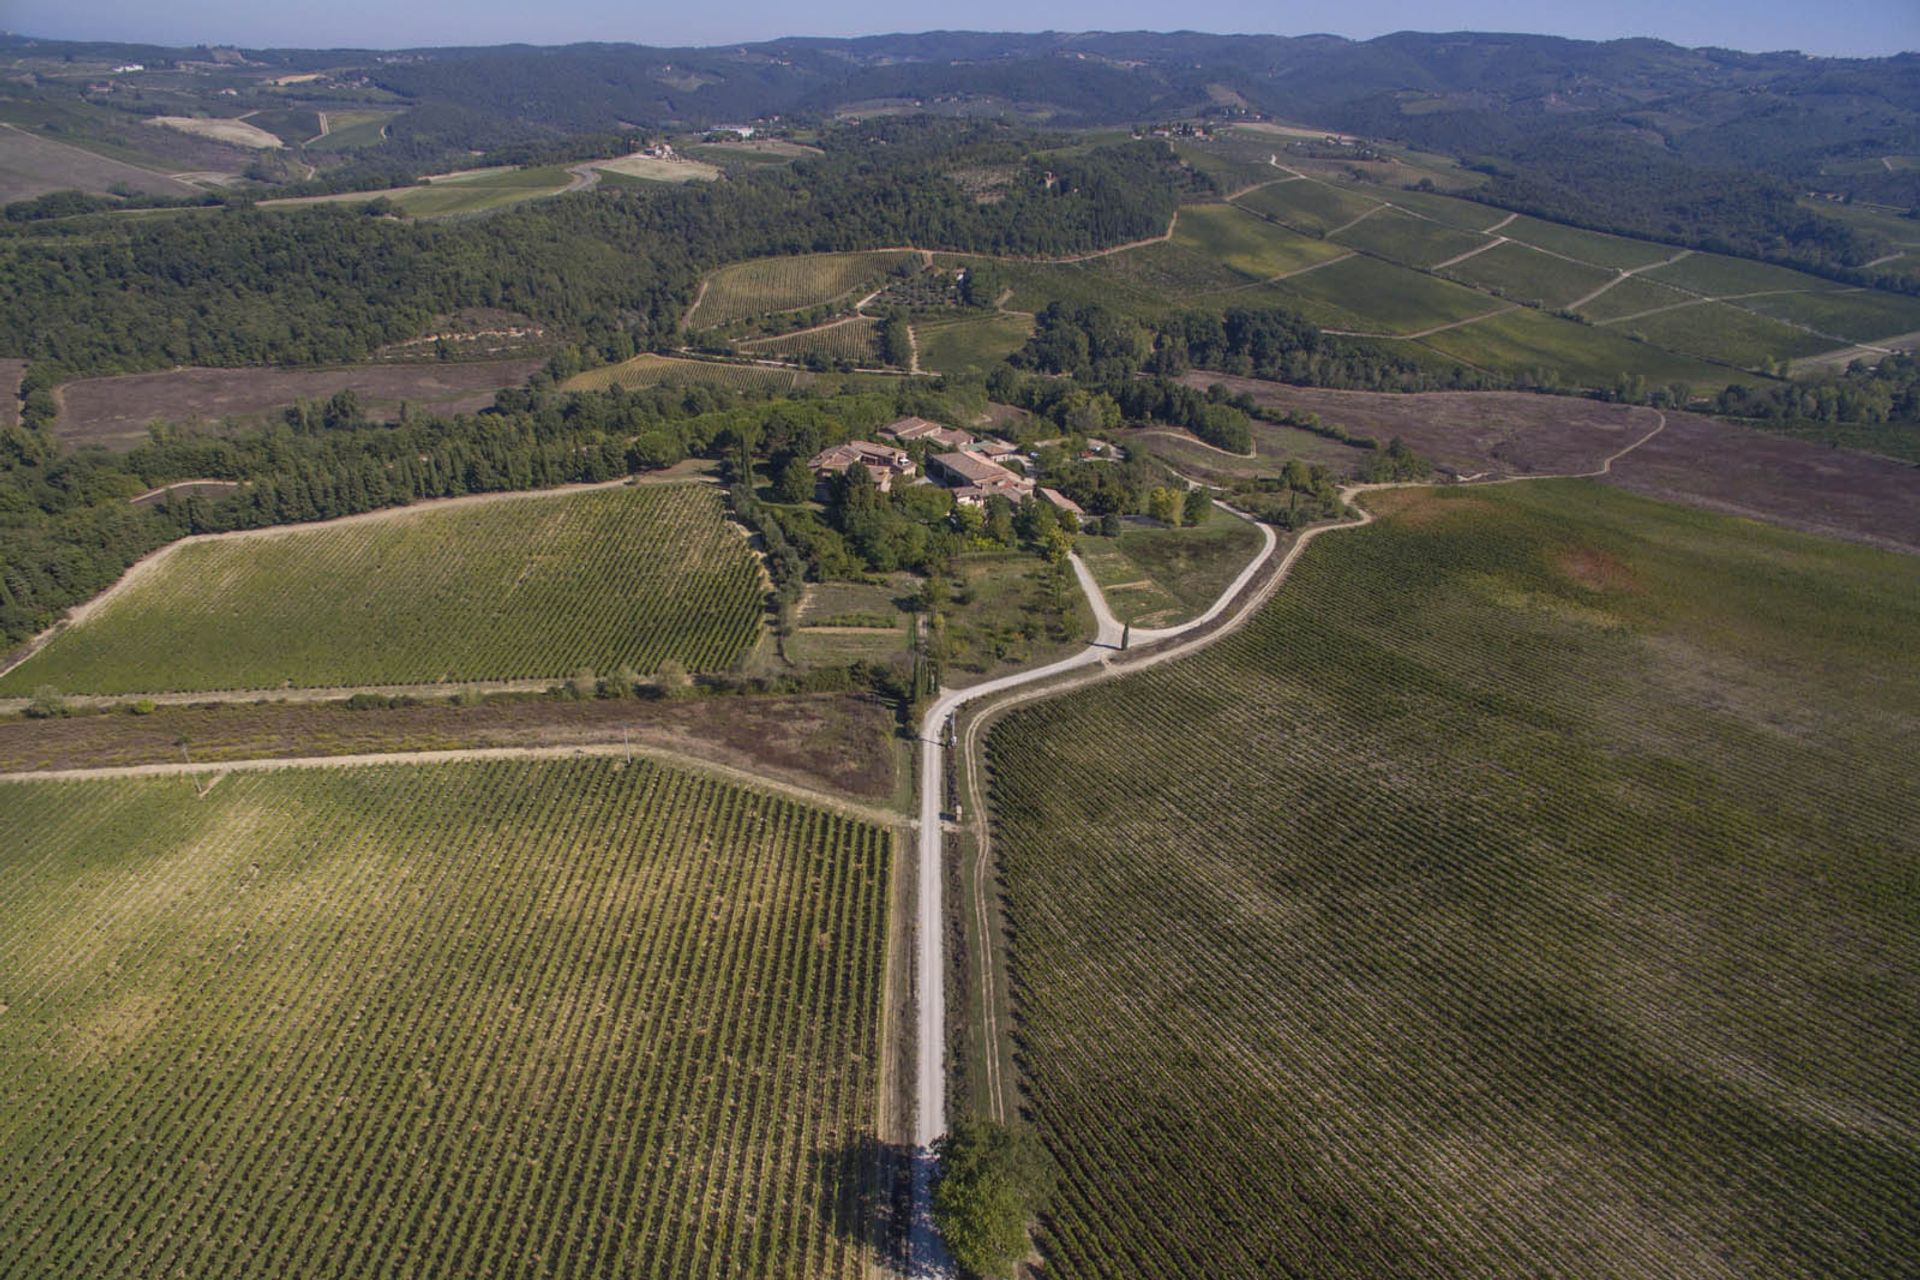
1148, 486, 1183, 526
654, 658, 692, 699
932, 1119, 1055, 1279
1183, 487, 1211, 527
773, 455, 814, 504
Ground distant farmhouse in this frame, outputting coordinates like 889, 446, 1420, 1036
807, 440, 914, 493
879, 416, 975, 450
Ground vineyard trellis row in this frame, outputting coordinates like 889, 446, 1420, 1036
0, 483, 766, 696
0, 757, 893, 1279
981, 480, 1920, 1279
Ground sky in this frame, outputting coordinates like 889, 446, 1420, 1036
3, 0, 1914, 59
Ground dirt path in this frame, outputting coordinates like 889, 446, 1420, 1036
1042, 209, 1181, 263
0, 741, 909, 828
563, 163, 603, 193
1431, 236, 1508, 270
1325, 203, 1385, 237
913, 410, 1669, 1267
1131, 427, 1256, 459
1564, 249, 1692, 312
1326, 304, 1518, 341
1484, 211, 1518, 233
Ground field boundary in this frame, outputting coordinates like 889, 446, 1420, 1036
0, 740, 910, 828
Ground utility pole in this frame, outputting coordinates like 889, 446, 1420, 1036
1122, 621, 1131, 651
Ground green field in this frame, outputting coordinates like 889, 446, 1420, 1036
1440, 239, 1616, 309
1075, 511, 1266, 627
1263, 254, 1503, 335
0, 485, 765, 695
1498, 214, 1678, 271
306, 109, 397, 151
1640, 252, 1842, 298
1168, 204, 1351, 283
1369, 185, 1511, 231
911, 311, 1035, 375
1326, 206, 1487, 268
1611, 301, 1833, 368
0, 757, 892, 1279
1415, 306, 1745, 389
564, 354, 814, 393
739, 317, 882, 365
1735, 287, 1920, 343
1228, 178, 1384, 235
1572, 275, 1701, 324
687, 251, 918, 329
984, 481, 1920, 1278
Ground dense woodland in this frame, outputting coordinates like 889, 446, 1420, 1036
0, 123, 1201, 374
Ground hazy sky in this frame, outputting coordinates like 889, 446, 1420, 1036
3, 0, 1914, 58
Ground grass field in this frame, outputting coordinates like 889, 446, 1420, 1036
1610, 301, 1834, 369
1262, 254, 1503, 335
911, 311, 1035, 375
1168, 204, 1351, 284
1572, 275, 1701, 324
1414, 307, 1744, 389
1498, 215, 1678, 271
984, 481, 1920, 1278
1228, 178, 1384, 235
1326, 206, 1487, 268
263, 165, 577, 219
306, 109, 397, 151
1075, 510, 1266, 627
1440, 239, 1615, 309
0, 757, 892, 1279
1734, 287, 1920, 343
687, 252, 918, 329
0, 485, 765, 695
563, 354, 813, 394
1640, 252, 1842, 298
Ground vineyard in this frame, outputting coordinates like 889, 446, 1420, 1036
983, 481, 1920, 1277
685, 251, 918, 329
0, 484, 766, 695
0, 757, 894, 1279
738, 317, 883, 365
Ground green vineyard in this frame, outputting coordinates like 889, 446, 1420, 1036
686, 251, 917, 329
0, 758, 893, 1279
984, 481, 1920, 1278
0, 484, 766, 695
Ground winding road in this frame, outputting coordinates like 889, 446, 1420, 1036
903, 411, 1667, 1276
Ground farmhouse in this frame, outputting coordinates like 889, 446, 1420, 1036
808, 440, 914, 492
930, 450, 1033, 505
1039, 487, 1085, 519
879, 416, 976, 449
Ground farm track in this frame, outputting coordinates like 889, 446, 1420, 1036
0, 741, 908, 828
909, 411, 1668, 1275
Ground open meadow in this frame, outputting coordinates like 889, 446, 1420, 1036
0, 484, 766, 695
984, 481, 1920, 1278
562, 354, 815, 394
0, 757, 893, 1280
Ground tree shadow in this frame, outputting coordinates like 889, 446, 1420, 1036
813, 1133, 917, 1272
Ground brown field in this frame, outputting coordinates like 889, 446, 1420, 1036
1181, 373, 1649, 475
0, 690, 899, 801
55, 358, 544, 448
0, 359, 24, 427
1181, 373, 1920, 552
1604, 413, 1920, 555
0, 124, 206, 204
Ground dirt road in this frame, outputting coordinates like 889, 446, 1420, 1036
907, 412, 1668, 1272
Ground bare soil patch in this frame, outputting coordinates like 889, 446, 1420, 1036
55, 359, 543, 449
144, 116, 283, 150
1181, 374, 1920, 552
1603, 411, 1920, 555
1181, 373, 1647, 475
0, 691, 899, 802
